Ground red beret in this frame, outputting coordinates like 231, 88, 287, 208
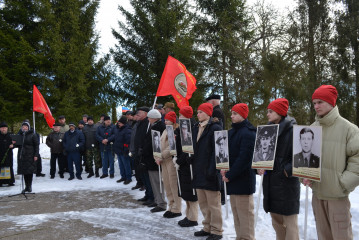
232, 103, 249, 119
312, 85, 338, 107
198, 103, 213, 117
164, 111, 177, 123
267, 98, 289, 117
179, 106, 193, 118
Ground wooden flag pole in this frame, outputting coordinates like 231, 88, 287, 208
188, 153, 195, 195
158, 164, 162, 193
254, 174, 264, 228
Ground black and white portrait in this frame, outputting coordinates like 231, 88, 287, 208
179, 118, 193, 146
151, 130, 161, 153
253, 125, 279, 163
293, 126, 321, 169
166, 125, 176, 151
215, 130, 229, 164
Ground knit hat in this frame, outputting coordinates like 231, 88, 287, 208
69, 122, 76, 127
267, 98, 289, 117
78, 120, 85, 125
21, 122, 31, 129
179, 106, 193, 118
165, 111, 177, 123
147, 109, 161, 119
198, 103, 213, 117
312, 85, 338, 107
118, 116, 127, 124
103, 116, 111, 121
232, 103, 249, 119
0, 122, 8, 128
87, 116, 94, 121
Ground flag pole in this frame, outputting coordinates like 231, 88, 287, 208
33, 112, 36, 133
188, 153, 195, 195
254, 174, 264, 228
304, 185, 309, 240
224, 181, 228, 219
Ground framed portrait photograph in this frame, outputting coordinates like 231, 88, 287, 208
252, 124, 279, 170
214, 130, 229, 170
151, 130, 162, 158
166, 125, 177, 156
179, 118, 194, 154
292, 125, 322, 182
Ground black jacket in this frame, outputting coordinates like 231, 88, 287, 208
17, 130, 39, 175
114, 124, 132, 155
192, 118, 222, 191
96, 124, 116, 152
0, 133, 13, 167
226, 120, 256, 195
46, 131, 64, 154
262, 116, 301, 215
82, 124, 99, 150
213, 105, 225, 129
134, 118, 149, 158
143, 120, 165, 171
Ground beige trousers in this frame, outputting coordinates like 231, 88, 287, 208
197, 189, 223, 235
230, 195, 255, 240
270, 213, 299, 240
161, 158, 182, 213
312, 195, 353, 240
186, 200, 199, 221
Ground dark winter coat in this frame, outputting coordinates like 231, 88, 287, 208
82, 124, 99, 150
226, 119, 257, 195
129, 122, 138, 155
175, 127, 197, 201
213, 105, 225, 129
96, 124, 115, 152
133, 118, 149, 157
262, 116, 301, 216
0, 133, 13, 167
143, 120, 165, 171
17, 129, 39, 175
63, 129, 85, 153
114, 124, 132, 155
46, 131, 64, 154
192, 118, 222, 191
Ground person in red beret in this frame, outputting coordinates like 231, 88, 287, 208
303, 85, 359, 240
192, 103, 224, 240
154, 111, 183, 219
220, 103, 256, 240
258, 98, 300, 240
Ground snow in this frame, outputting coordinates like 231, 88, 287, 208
0, 142, 358, 239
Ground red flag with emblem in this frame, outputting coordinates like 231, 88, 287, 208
156, 56, 197, 108
33, 85, 55, 128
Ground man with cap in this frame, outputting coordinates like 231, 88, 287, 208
155, 104, 166, 122
46, 123, 65, 179
192, 103, 223, 240
77, 120, 87, 172
125, 111, 135, 127
303, 85, 359, 240
220, 103, 256, 240
258, 98, 300, 240
180, 119, 192, 146
58, 115, 69, 134
82, 114, 88, 124
206, 95, 225, 129
82, 116, 101, 178
95, 114, 106, 127
63, 122, 85, 180
215, 134, 228, 164
96, 116, 116, 178
253, 126, 275, 162
0, 122, 15, 186
164, 102, 175, 114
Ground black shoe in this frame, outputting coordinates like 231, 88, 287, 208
117, 178, 125, 183
100, 174, 108, 179
178, 217, 188, 225
124, 179, 132, 185
137, 196, 148, 201
60, 174, 64, 178
221, 200, 225, 205
110, 174, 114, 179
50, 176, 55, 179
8, 183, 15, 187
139, 186, 145, 191
206, 234, 222, 240
163, 211, 182, 218
150, 206, 166, 213
68, 176, 74, 181
36, 173, 46, 177
142, 200, 154, 206
148, 202, 157, 208
179, 218, 198, 227
95, 169, 100, 178
131, 184, 141, 190
27, 186, 32, 192
77, 176, 82, 180
87, 173, 94, 178
194, 230, 210, 237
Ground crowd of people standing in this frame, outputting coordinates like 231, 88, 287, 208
0, 85, 358, 240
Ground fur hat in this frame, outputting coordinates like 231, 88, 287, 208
103, 116, 111, 121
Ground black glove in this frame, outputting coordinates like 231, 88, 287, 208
186, 155, 194, 165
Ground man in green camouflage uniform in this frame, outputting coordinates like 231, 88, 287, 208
83, 116, 102, 177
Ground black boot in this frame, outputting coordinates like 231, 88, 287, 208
95, 168, 99, 178
87, 168, 94, 178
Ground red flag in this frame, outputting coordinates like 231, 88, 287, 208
33, 85, 55, 128
156, 56, 197, 108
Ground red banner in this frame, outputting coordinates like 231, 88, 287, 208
156, 56, 197, 108
33, 85, 55, 128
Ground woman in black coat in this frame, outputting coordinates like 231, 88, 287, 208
17, 122, 39, 193
258, 98, 300, 240
0, 122, 15, 186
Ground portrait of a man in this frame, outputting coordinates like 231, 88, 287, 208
180, 119, 192, 146
152, 131, 161, 153
215, 131, 228, 164
166, 125, 176, 151
293, 127, 320, 168
253, 126, 277, 162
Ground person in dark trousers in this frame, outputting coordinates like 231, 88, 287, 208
46, 123, 65, 179
77, 120, 87, 172
175, 106, 199, 227
96, 116, 116, 178
0, 122, 15, 186
221, 103, 256, 240
258, 98, 300, 240
82, 116, 101, 178
192, 103, 223, 240
17, 122, 39, 193
114, 116, 132, 184
63, 122, 85, 180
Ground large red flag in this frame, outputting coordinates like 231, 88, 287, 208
156, 56, 197, 108
33, 85, 55, 128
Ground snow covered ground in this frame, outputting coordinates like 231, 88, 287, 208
0, 142, 358, 239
